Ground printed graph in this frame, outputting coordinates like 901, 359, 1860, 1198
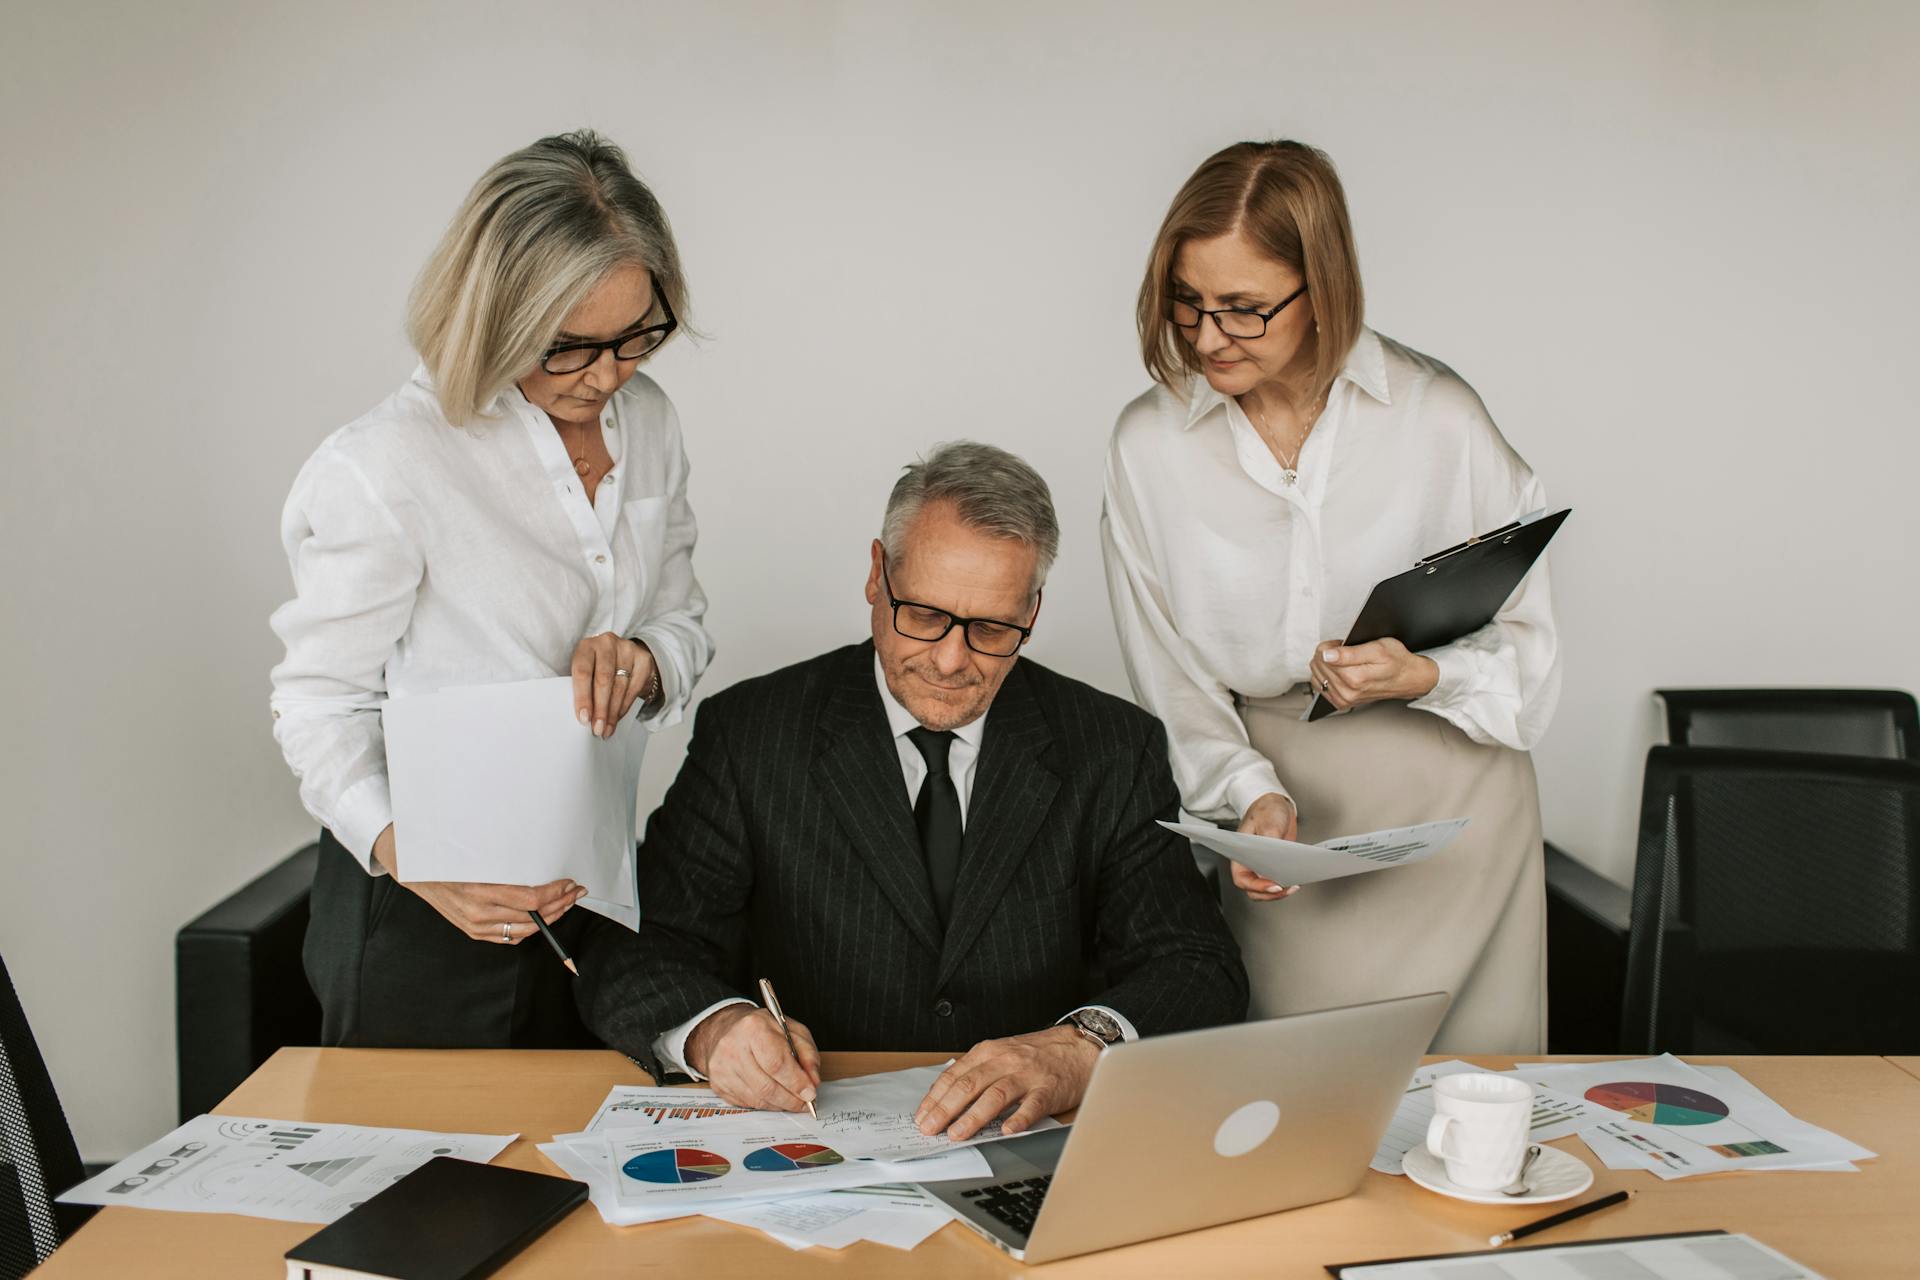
1584, 1082, 1730, 1126
608, 1101, 752, 1126
287, 1156, 375, 1187
622, 1148, 732, 1185
743, 1143, 846, 1173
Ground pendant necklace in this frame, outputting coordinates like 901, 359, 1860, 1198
562, 422, 593, 478
1248, 394, 1324, 488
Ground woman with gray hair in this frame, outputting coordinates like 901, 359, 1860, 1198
269, 130, 715, 1048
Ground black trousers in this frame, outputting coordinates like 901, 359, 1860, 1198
304, 830, 604, 1049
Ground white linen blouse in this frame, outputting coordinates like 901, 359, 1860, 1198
1100, 327, 1560, 824
269, 366, 715, 871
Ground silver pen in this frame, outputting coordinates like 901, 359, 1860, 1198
757, 976, 818, 1120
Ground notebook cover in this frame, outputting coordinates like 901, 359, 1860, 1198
284, 1156, 587, 1280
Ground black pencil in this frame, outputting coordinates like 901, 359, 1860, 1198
527, 910, 579, 977
1490, 1189, 1631, 1247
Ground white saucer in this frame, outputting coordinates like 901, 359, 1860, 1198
1402, 1143, 1594, 1205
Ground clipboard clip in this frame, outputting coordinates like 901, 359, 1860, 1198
1413, 509, 1545, 570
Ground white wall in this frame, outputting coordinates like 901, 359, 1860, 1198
3, 1, 1915, 1160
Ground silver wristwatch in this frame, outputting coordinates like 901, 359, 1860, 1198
1064, 1008, 1124, 1052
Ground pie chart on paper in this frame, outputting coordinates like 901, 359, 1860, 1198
743, 1142, 846, 1172
622, 1147, 732, 1184
1583, 1081, 1730, 1126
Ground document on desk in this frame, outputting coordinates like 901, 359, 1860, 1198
1161, 818, 1468, 887
382, 676, 644, 929
56, 1115, 517, 1223
809, 1062, 1063, 1161
1331, 1231, 1826, 1278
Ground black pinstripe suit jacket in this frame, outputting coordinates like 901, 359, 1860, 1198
576, 641, 1247, 1071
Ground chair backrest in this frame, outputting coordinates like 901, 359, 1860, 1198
1655, 687, 1920, 759
1621, 746, 1920, 1054
0, 955, 90, 1280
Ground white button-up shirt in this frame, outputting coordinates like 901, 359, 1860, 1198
1101, 328, 1560, 823
650, 655, 1135, 1077
269, 367, 715, 870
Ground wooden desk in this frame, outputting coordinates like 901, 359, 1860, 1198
1890, 1056, 1920, 1084
39, 1051, 1920, 1278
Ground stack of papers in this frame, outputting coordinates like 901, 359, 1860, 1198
1511, 1055, 1875, 1178
1374, 1055, 1874, 1182
56, 1116, 518, 1223
540, 1064, 1061, 1251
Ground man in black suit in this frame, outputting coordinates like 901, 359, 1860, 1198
579, 442, 1245, 1139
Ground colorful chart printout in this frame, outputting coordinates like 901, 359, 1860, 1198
743, 1143, 846, 1173
622, 1147, 732, 1184
1584, 1081, 1731, 1126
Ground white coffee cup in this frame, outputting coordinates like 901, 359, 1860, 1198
1425, 1073, 1532, 1190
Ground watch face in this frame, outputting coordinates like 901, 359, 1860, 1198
1077, 1010, 1122, 1043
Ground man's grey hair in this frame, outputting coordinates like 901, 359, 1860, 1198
880, 441, 1060, 593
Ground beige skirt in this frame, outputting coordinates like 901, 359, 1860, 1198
1221, 687, 1546, 1054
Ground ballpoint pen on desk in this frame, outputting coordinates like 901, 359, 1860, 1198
526, 910, 579, 977
1490, 1189, 1632, 1247
758, 977, 818, 1121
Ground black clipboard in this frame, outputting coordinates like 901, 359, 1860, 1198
1305, 508, 1571, 723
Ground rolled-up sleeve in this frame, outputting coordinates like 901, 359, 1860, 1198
268, 444, 422, 870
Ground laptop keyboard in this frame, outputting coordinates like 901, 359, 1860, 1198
960, 1174, 1053, 1236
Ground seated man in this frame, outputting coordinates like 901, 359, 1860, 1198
579, 441, 1246, 1139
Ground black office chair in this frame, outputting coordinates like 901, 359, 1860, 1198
1619, 745, 1920, 1054
1655, 687, 1920, 759
0, 955, 94, 1280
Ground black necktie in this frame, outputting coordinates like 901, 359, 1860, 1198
907, 727, 963, 925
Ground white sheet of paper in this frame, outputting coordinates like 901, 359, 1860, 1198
1338, 1231, 1825, 1279
57, 1115, 516, 1223
382, 677, 643, 928
1160, 818, 1468, 887
807, 1062, 1064, 1161
1514, 1055, 1873, 1176
706, 1184, 953, 1251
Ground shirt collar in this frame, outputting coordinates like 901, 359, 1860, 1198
873, 651, 990, 750
1180, 326, 1392, 430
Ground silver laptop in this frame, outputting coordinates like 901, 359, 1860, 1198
919, 992, 1448, 1264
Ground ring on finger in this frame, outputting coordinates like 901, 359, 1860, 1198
501, 922, 512, 942
614, 668, 631, 679
1317, 676, 1332, 692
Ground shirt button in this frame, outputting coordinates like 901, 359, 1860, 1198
594, 554, 607, 564
604, 471, 614, 481
933, 999, 954, 1018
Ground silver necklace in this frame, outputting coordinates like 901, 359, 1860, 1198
1246, 394, 1324, 487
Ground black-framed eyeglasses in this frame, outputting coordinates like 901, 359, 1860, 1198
1168, 283, 1308, 340
881, 561, 1037, 658
540, 296, 678, 374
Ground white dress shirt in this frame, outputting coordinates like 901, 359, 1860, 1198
650, 655, 1136, 1077
1101, 327, 1561, 823
269, 367, 715, 871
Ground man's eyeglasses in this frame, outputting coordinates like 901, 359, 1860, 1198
1167, 283, 1307, 340
540, 297, 678, 374
881, 561, 1036, 658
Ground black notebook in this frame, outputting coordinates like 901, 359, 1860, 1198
1305, 508, 1571, 722
284, 1157, 587, 1280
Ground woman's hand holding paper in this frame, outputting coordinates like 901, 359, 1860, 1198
1232, 793, 1303, 902
371, 823, 587, 943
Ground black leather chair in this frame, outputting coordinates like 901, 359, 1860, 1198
1544, 687, 1919, 1052
175, 844, 323, 1121
1, 954, 94, 1279
1620, 746, 1920, 1053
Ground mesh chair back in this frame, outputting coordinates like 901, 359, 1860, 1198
1655, 687, 1920, 759
1621, 747, 1920, 1054
0, 955, 89, 1279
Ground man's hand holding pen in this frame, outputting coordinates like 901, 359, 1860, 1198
687, 1004, 821, 1113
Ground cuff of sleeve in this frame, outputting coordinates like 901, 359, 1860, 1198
632, 630, 688, 730
1063, 1005, 1139, 1043
652, 997, 755, 1080
1412, 644, 1478, 712
331, 774, 395, 875
1224, 767, 1290, 823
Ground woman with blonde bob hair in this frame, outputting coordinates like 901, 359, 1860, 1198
1101, 141, 1560, 1052
270, 130, 716, 1048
